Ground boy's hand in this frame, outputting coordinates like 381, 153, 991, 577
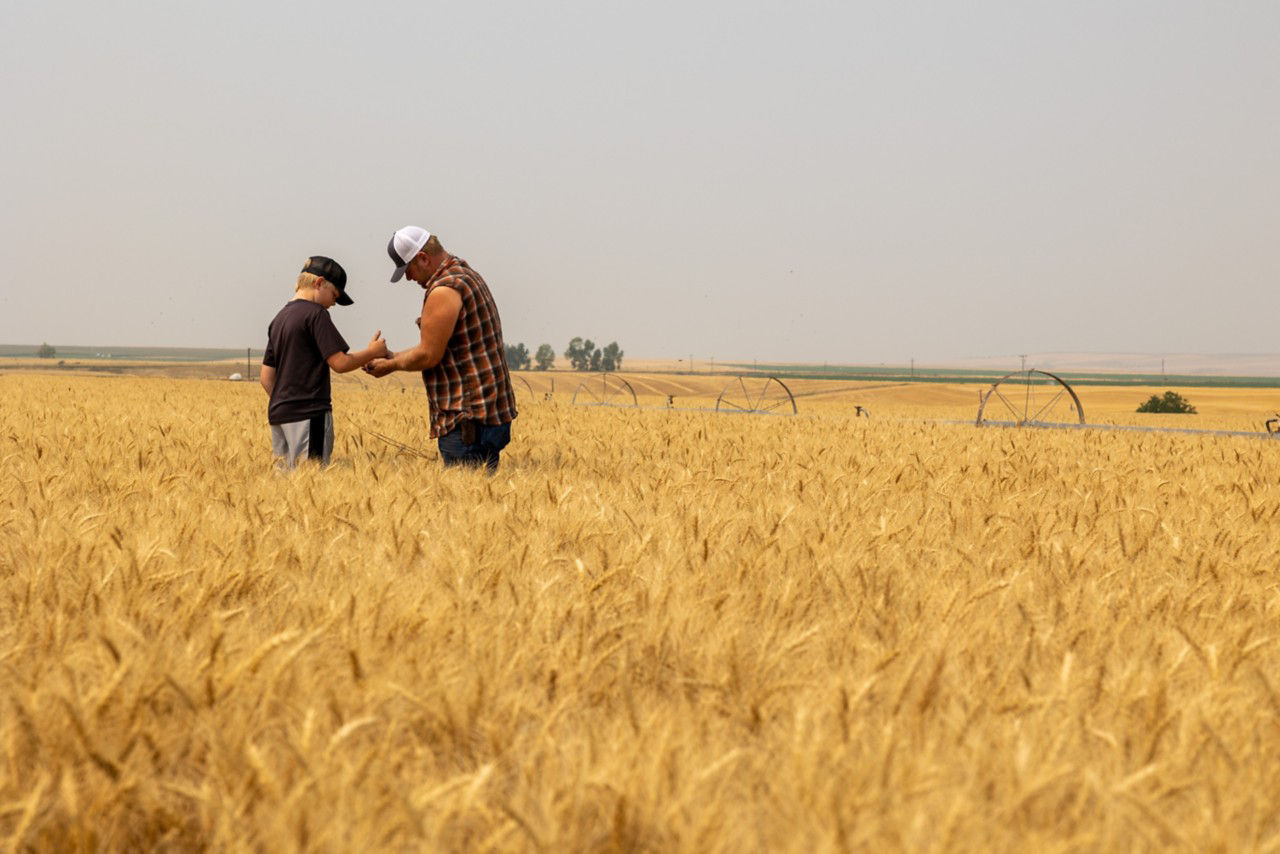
369, 330, 388, 359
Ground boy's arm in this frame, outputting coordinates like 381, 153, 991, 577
327, 330, 387, 374
260, 365, 276, 395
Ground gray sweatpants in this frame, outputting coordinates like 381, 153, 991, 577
270, 412, 334, 469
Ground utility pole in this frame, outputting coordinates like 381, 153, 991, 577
910, 357, 915, 378
1020, 354, 1027, 372
1162, 358, 1166, 380
246, 347, 251, 380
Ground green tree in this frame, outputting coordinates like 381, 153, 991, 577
600, 342, 624, 372
534, 344, 555, 371
564, 337, 584, 369
36, 342, 55, 358
562, 338, 623, 371
504, 342, 530, 370
565, 337, 598, 371
1136, 391, 1197, 414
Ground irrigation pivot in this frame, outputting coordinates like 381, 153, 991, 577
571, 373, 638, 408
715, 376, 798, 415
974, 373, 1280, 440
513, 375, 535, 400
976, 369, 1085, 427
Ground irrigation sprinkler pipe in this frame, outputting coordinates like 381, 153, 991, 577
966, 419, 1278, 440
341, 384, 1280, 442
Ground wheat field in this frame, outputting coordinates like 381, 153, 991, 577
3, 372, 1280, 851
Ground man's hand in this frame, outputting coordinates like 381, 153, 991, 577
369, 330, 388, 360
365, 358, 396, 378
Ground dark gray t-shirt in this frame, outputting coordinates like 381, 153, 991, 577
262, 300, 349, 424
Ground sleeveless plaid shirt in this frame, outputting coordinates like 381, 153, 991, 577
420, 256, 518, 437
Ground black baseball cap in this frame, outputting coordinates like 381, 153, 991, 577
302, 256, 353, 305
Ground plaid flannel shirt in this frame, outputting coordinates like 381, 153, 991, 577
420, 256, 518, 438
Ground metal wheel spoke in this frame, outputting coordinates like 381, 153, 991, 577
763, 379, 784, 411
751, 377, 766, 410
719, 398, 747, 411
994, 387, 1022, 420
573, 383, 600, 405
1029, 389, 1066, 424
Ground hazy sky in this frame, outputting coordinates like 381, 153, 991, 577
3, 1, 1277, 363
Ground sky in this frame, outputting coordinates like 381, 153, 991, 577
2, 1, 1278, 364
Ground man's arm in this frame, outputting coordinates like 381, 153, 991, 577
327, 330, 388, 374
260, 364, 276, 395
366, 287, 462, 377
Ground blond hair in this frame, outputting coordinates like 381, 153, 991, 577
295, 272, 324, 292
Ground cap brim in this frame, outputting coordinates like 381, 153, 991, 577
337, 292, 354, 306
390, 265, 407, 283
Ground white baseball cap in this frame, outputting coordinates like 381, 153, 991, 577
387, 226, 431, 282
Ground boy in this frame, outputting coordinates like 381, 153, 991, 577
260, 256, 387, 468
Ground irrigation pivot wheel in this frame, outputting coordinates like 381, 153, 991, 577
513, 375, 534, 400
976, 369, 1085, 427
715, 376, 798, 415
571, 373, 638, 407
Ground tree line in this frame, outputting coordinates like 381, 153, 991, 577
504, 338, 624, 372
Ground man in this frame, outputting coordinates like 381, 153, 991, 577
261, 256, 387, 468
366, 227, 517, 470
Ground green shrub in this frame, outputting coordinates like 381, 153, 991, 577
1137, 391, 1196, 414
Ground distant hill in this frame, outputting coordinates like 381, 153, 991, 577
0, 344, 252, 362
918, 353, 1280, 377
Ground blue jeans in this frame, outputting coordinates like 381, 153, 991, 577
437, 421, 511, 471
